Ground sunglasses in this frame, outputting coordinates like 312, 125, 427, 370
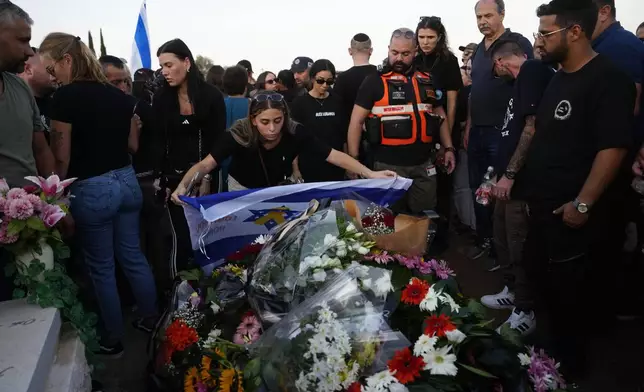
419, 16, 441, 22
315, 78, 334, 86
265, 79, 277, 85
392, 29, 415, 40
533, 26, 571, 41
254, 93, 284, 102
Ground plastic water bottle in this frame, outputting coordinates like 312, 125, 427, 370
475, 167, 496, 206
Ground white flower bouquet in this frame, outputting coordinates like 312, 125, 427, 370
248, 201, 393, 326
249, 270, 410, 392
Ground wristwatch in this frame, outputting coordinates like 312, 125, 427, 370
444, 146, 456, 154
504, 170, 517, 180
572, 198, 589, 214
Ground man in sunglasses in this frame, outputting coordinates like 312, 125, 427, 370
347, 27, 456, 215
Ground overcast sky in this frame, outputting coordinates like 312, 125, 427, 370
18, 0, 644, 74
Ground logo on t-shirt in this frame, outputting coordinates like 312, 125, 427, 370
554, 100, 572, 121
315, 112, 336, 117
182, 119, 190, 125
501, 98, 514, 136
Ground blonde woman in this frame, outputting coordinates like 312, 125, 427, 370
39, 33, 157, 356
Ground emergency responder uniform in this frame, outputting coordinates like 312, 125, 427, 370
359, 67, 447, 214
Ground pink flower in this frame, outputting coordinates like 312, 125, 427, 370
24, 175, 76, 198
429, 259, 455, 280
0, 222, 18, 244
417, 259, 433, 275
0, 197, 6, 211
395, 254, 421, 269
0, 179, 8, 194
233, 330, 260, 345
526, 347, 566, 392
236, 314, 261, 336
39, 204, 65, 228
366, 251, 394, 264
196, 382, 208, 392
5, 198, 34, 220
25, 194, 42, 211
6, 188, 27, 201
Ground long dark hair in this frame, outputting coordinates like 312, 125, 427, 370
155, 39, 207, 119
415, 16, 452, 58
255, 71, 275, 90
229, 91, 298, 148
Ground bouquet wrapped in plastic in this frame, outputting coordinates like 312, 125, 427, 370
248, 270, 410, 392
247, 200, 395, 326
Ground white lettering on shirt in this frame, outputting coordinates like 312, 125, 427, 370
315, 112, 336, 117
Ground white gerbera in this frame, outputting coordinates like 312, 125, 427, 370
420, 286, 441, 312
295, 371, 310, 391
253, 234, 270, 245
424, 345, 458, 376
373, 271, 394, 298
413, 334, 438, 357
388, 382, 409, 392
440, 292, 461, 313
518, 353, 532, 366
365, 369, 397, 391
445, 329, 467, 344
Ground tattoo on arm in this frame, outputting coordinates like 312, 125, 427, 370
506, 115, 536, 173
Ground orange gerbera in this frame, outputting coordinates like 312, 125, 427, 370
424, 314, 456, 338
166, 319, 199, 352
401, 278, 430, 305
184, 367, 200, 392
201, 356, 213, 385
387, 347, 425, 384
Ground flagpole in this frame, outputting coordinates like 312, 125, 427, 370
130, 0, 151, 75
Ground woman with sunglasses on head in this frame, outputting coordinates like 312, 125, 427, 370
290, 59, 347, 182
154, 38, 227, 277
39, 33, 157, 356
171, 92, 396, 200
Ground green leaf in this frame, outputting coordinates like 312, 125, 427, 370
12, 288, 26, 298
391, 264, 413, 290
205, 287, 217, 304
499, 323, 523, 347
477, 319, 496, 328
457, 362, 498, 379
53, 299, 65, 308
466, 299, 487, 319
26, 216, 47, 232
4, 262, 16, 277
7, 220, 27, 236
179, 268, 202, 281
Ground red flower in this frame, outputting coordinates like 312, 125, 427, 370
387, 347, 425, 384
382, 212, 395, 228
361, 216, 374, 228
165, 319, 199, 352
424, 314, 456, 338
401, 278, 430, 305
22, 185, 39, 194
346, 382, 363, 392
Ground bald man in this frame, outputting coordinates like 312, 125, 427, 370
18, 49, 57, 132
347, 28, 456, 214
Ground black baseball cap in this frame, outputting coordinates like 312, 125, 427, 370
290, 56, 314, 73
459, 43, 478, 52
237, 60, 253, 74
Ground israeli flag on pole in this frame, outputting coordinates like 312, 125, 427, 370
130, 0, 151, 75
181, 178, 412, 273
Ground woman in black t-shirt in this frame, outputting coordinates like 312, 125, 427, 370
170, 92, 395, 201
290, 59, 347, 182
154, 39, 227, 276
40, 33, 157, 354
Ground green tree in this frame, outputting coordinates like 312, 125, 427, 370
195, 55, 214, 76
99, 28, 106, 57
87, 31, 95, 55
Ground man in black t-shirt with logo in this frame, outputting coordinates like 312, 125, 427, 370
478, 40, 554, 337
515, 0, 634, 377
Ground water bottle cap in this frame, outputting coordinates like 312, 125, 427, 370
435, 143, 441, 150
487, 166, 494, 172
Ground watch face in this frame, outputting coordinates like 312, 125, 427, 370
577, 203, 589, 214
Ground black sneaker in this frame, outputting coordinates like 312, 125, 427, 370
98, 342, 124, 358
467, 238, 492, 260
133, 317, 158, 333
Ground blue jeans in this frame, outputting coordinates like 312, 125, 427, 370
468, 126, 500, 241
70, 165, 157, 344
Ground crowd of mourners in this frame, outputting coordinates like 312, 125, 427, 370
1, 0, 644, 385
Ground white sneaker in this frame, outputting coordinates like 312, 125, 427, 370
480, 286, 515, 310
496, 308, 536, 336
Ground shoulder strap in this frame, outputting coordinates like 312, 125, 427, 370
257, 148, 271, 187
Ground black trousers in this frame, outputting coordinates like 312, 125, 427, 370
523, 201, 596, 377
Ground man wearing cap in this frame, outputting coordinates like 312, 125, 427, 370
334, 34, 378, 137
464, 0, 533, 260
459, 42, 478, 65
290, 56, 314, 96
348, 28, 456, 215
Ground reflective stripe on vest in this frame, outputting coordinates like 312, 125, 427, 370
369, 72, 434, 146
